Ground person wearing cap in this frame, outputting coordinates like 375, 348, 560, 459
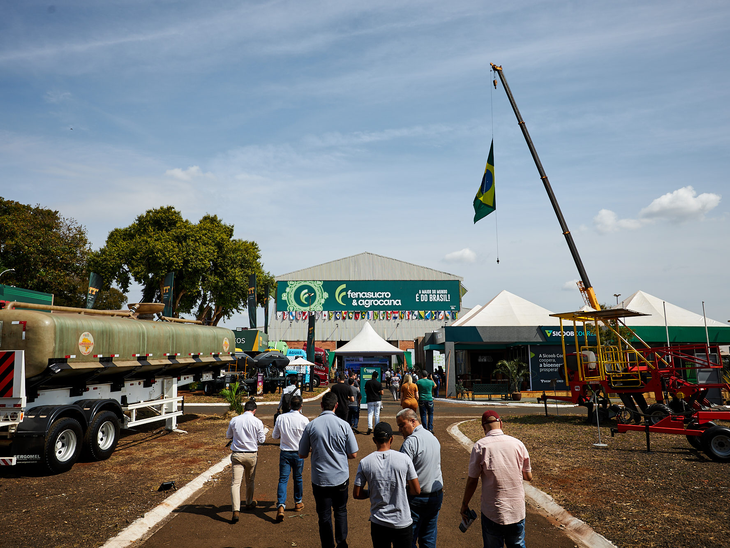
396, 408, 442, 548
460, 410, 532, 548
353, 422, 421, 548
299, 391, 359, 548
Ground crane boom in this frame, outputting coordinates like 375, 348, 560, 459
491, 63, 600, 310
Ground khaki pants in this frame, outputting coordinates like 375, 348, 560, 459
231, 451, 257, 511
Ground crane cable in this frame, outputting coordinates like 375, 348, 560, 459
491, 68, 500, 265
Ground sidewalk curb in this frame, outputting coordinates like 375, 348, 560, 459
447, 421, 617, 548
100, 455, 231, 548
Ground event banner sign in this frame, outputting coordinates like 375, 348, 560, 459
529, 345, 567, 390
277, 280, 460, 312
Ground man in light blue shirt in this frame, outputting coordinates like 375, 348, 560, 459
396, 408, 443, 548
299, 392, 358, 548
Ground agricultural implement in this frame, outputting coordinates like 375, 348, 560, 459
491, 64, 730, 461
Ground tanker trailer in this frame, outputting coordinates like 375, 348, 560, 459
0, 302, 235, 473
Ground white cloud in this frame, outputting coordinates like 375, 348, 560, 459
164, 166, 215, 182
562, 279, 580, 291
639, 185, 721, 222
44, 90, 71, 103
593, 209, 644, 233
444, 248, 476, 263
594, 186, 721, 233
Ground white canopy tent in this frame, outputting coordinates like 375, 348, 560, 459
334, 322, 405, 356
617, 290, 728, 327
452, 290, 555, 327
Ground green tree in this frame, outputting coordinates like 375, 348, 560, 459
494, 358, 528, 393
597, 303, 635, 347
89, 207, 272, 325
0, 198, 90, 307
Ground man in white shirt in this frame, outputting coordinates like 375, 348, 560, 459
272, 395, 309, 522
226, 399, 267, 523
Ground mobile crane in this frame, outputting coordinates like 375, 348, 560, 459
491, 64, 730, 461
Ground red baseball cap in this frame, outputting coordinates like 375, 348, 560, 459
482, 410, 501, 424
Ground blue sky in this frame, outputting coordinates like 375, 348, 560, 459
2, 0, 729, 329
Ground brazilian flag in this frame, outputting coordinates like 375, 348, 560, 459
473, 140, 495, 223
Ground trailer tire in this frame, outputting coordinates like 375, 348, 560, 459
645, 403, 671, 425
686, 420, 716, 450
84, 411, 120, 461
204, 382, 215, 396
701, 426, 730, 462
44, 417, 83, 474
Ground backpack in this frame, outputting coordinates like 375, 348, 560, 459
281, 392, 293, 413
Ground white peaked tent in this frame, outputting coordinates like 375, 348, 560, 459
453, 290, 554, 327
334, 322, 405, 356
618, 290, 728, 327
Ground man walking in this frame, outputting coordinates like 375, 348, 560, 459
299, 392, 359, 548
416, 373, 436, 432
226, 399, 267, 523
353, 422, 421, 548
272, 395, 309, 522
396, 408, 443, 548
347, 377, 361, 433
460, 410, 532, 548
364, 371, 383, 435
331, 373, 354, 423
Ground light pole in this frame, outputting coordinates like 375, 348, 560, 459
0, 268, 15, 280
613, 293, 621, 305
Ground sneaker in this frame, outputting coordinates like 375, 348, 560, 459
231, 511, 239, 523
366, 428, 372, 435
294, 502, 304, 512
276, 506, 285, 522
245, 501, 257, 510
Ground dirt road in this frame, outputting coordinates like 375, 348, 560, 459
140, 399, 579, 548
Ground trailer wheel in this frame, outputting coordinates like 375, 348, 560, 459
686, 420, 716, 450
204, 382, 215, 396
616, 406, 635, 424
84, 411, 120, 461
701, 426, 730, 462
645, 403, 671, 425
44, 417, 83, 474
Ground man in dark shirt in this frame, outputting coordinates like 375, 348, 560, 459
364, 371, 383, 435
330, 373, 354, 423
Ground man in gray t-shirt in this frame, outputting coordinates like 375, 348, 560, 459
354, 422, 420, 548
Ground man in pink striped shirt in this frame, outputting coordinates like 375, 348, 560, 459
460, 410, 532, 548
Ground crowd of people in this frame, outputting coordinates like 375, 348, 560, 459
226, 369, 532, 548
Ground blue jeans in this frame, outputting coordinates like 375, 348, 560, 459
480, 514, 526, 548
409, 489, 442, 548
419, 401, 434, 431
277, 451, 304, 508
313, 480, 349, 548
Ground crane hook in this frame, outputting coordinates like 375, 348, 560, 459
493, 79, 498, 89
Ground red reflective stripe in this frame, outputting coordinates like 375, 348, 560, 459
0, 352, 14, 398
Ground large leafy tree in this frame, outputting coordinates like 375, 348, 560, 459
89, 207, 272, 325
0, 198, 90, 307
0, 198, 128, 309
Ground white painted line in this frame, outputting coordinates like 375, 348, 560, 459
447, 421, 617, 548
101, 455, 231, 548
